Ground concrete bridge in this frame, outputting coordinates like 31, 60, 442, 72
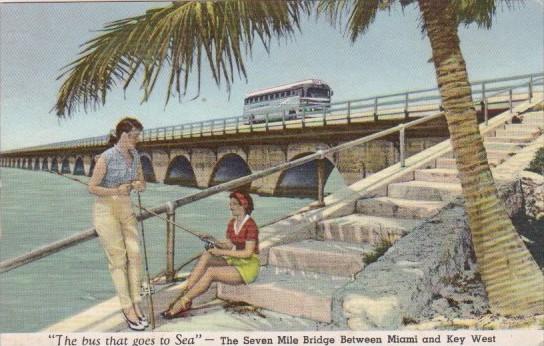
1, 73, 540, 196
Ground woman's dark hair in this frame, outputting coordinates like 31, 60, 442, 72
229, 190, 254, 215
107, 117, 144, 147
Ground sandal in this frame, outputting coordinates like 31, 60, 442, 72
160, 298, 192, 320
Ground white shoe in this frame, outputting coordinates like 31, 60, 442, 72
138, 315, 149, 328
123, 312, 145, 331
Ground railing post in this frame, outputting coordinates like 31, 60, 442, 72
302, 109, 306, 129
347, 101, 351, 124
265, 114, 269, 131
235, 116, 240, 134
190, 123, 194, 137
373, 97, 378, 122
200, 121, 204, 137
249, 116, 254, 133
282, 111, 286, 130
316, 158, 326, 207
529, 76, 533, 101
171, 126, 175, 139
399, 126, 406, 168
509, 89, 513, 113
223, 119, 227, 135
165, 202, 176, 283
484, 98, 489, 126
180, 124, 184, 138
163, 127, 167, 140
404, 93, 409, 120
323, 107, 327, 126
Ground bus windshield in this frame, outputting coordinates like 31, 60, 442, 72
306, 87, 329, 98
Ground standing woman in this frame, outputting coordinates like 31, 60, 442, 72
88, 117, 148, 331
161, 190, 260, 319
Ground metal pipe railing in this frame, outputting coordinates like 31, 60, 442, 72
0, 110, 445, 274
0, 73, 542, 276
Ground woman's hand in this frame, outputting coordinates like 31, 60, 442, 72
131, 180, 146, 192
117, 183, 132, 196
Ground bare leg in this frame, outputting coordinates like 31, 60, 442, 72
184, 251, 227, 291
168, 267, 243, 314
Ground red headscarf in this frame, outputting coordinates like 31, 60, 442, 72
230, 191, 254, 214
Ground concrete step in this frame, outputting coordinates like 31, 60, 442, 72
495, 127, 540, 139
504, 124, 541, 132
486, 149, 518, 161
217, 266, 350, 322
436, 158, 456, 169
317, 214, 421, 244
388, 180, 462, 201
484, 135, 535, 144
356, 196, 447, 219
414, 168, 459, 183
520, 112, 544, 126
484, 142, 526, 151
268, 239, 372, 277
440, 151, 455, 159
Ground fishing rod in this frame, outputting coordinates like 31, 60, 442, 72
136, 191, 156, 330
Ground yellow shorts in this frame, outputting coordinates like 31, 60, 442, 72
225, 254, 260, 284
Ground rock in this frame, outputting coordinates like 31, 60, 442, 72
520, 171, 544, 220
331, 200, 476, 330
343, 295, 401, 329
496, 178, 523, 217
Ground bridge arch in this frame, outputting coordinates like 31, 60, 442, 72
209, 153, 251, 187
164, 155, 197, 187
140, 154, 156, 182
51, 158, 59, 172
275, 152, 335, 197
42, 158, 49, 171
74, 157, 85, 175
16, 159, 21, 168
33, 158, 40, 170
61, 158, 71, 174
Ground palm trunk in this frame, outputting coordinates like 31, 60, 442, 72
418, 0, 543, 316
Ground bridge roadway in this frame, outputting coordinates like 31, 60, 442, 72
0, 105, 507, 197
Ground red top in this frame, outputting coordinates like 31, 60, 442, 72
226, 217, 259, 254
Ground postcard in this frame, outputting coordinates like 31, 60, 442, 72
1, 1, 543, 345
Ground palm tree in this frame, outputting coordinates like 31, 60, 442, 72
318, 0, 543, 318
55, 0, 543, 316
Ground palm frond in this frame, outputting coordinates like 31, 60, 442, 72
55, 0, 311, 118
317, 0, 392, 42
454, 0, 523, 28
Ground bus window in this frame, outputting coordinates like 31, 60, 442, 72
307, 87, 330, 98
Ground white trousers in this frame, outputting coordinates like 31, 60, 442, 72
94, 196, 142, 309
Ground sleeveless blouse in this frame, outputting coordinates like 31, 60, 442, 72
99, 146, 140, 188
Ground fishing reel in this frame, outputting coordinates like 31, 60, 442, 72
203, 239, 216, 250
140, 281, 155, 297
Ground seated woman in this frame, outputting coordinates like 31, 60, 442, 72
161, 190, 260, 319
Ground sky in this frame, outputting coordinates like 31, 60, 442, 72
1, 1, 543, 151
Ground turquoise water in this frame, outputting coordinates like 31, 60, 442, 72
0, 167, 345, 332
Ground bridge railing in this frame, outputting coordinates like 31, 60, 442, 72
2, 72, 542, 155
1, 75, 542, 279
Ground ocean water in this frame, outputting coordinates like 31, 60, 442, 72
0, 167, 345, 332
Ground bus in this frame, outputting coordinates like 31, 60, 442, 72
243, 79, 333, 123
